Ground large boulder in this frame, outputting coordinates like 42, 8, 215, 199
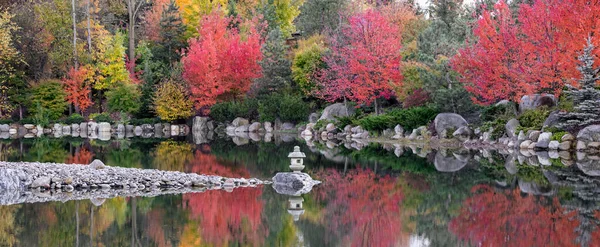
248, 122, 262, 132
232, 117, 249, 127
434, 113, 468, 137
577, 125, 600, 142
272, 172, 321, 196
193, 116, 209, 132
318, 103, 355, 121
535, 132, 552, 149
0, 124, 9, 132
542, 110, 560, 130
281, 122, 296, 131
452, 126, 473, 141
97, 122, 111, 133
309, 112, 320, 123
519, 94, 557, 112
505, 118, 520, 138
235, 124, 249, 133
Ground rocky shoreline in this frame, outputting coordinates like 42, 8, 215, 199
0, 160, 265, 205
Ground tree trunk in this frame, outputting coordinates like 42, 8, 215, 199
86, 0, 92, 53
72, 0, 78, 69
128, 0, 135, 60
374, 98, 379, 115
18, 106, 22, 120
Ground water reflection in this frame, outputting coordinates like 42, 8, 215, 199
1, 137, 600, 246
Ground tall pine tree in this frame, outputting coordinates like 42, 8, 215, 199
557, 37, 600, 129
253, 27, 292, 96
156, 0, 187, 64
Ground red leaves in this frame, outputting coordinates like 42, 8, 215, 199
452, 0, 600, 105
449, 184, 580, 247
62, 67, 93, 113
181, 11, 263, 114
316, 9, 403, 106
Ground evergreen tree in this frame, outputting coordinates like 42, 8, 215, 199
156, 0, 186, 64
557, 37, 600, 129
253, 27, 292, 96
296, 0, 346, 36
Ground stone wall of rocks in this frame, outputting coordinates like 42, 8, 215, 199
0, 122, 190, 140
0, 160, 264, 205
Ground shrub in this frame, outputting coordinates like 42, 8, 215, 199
28, 80, 68, 121
357, 106, 438, 132
210, 98, 259, 122
153, 81, 194, 121
65, 114, 85, 124
518, 107, 550, 132
90, 113, 112, 123
482, 119, 507, 140
480, 103, 515, 122
106, 83, 141, 114
257, 95, 279, 122
278, 94, 309, 123
0, 119, 12, 124
551, 131, 568, 141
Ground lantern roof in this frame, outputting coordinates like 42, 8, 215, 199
288, 146, 306, 158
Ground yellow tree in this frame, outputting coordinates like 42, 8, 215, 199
153, 80, 193, 121
94, 32, 130, 90
175, 0, 228, 37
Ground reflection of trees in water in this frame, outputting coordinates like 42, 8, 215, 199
0, 205, 20, 246
450, 184, 581, 247
66, 147, 94, 164
312, 168, 407, 247
152, 141, 193, 172
183, 188, 267, 246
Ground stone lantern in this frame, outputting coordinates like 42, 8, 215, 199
288, 146, 306, 173
287, 196, 305, 221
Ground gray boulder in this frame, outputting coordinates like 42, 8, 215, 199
535, 132, 552, 149
89, 159, 106, 169
235, 124, 249, 133
281, 122, 295, 131
452, 126, 473, 141
272, 172, 321, 196
309, 112, 320, 123
434, 113, 468, 137
319, 103, 355, 121
505, 118, 520, 138
193, 116, 209, 132
98, 122, 111, 133
134, 126, 143, 136
232, 117, 249, 127
519, 94, 557, 112
248, 122, 262, 132
577, 125, 600, 142
542, 110, 560, 130
31, 176, 51, 188
0, 124, 9, 132
87, 122, 98, 135
264, 122, 273, 133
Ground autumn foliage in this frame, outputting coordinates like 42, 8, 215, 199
449, 184, 580, 246
452, 0, 600, 105
62, 67, 93, 113
181, 11, 263, 114
316, 9, 403, 107
313, 168, 405, 247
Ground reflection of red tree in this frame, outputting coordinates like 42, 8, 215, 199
147, 209, 170, 247
313, 168, 404, 247
186, 147, 250, 178
183, 188, 266, 246
449, 184, 580, 247
66, 148, 93, 164
183, 146, 265, 246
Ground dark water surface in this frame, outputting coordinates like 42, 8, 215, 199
0, 137, 600, 247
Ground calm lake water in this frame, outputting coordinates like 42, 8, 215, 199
0, 136, 599, 247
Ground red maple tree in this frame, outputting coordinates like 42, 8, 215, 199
452, 0, 600, 105
181, 11, 263, 114
63, 67, 93, 113
316, 9, 403, 111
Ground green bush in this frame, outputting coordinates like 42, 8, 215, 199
551, 131, 568, 141
106, 83, 141, 114
129, 118, 161, 125
28, 80, 68, 121
65, 114, 85, 124
0, 119, 12, 124
480, 103, 514, 122
356, 106, 439, 132
257, 95, 279, 122
278, 94, 309, 123
518, 107, 550, 132
210, 99, 259, 123
90, 113, 112, 123
481, 119, 507, 140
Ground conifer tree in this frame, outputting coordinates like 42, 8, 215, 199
156, 0, 187, 64
253, 27, 291, 96
557, 37, 600, 129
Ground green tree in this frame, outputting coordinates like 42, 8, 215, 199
153, 80, 193, 121
34, 0, 75, 76
0, 9, 23, 118
253, 27, 291, 96
106, 82, 141, 114
291, 35, 327, 97
296, 0, 346, 36
28, 80, 68, 121
155, 0, 187, 64
256, 0, 303, 37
